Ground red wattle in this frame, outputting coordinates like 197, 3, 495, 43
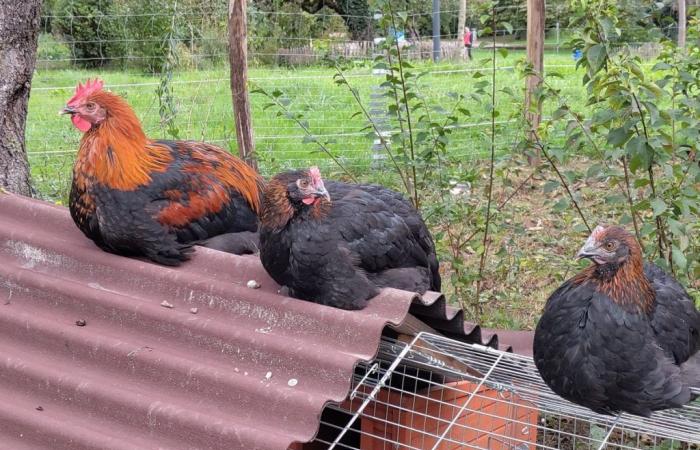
71, 115, 92, 132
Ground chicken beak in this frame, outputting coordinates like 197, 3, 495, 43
315, 187, 331, 203
576, 234, 599, 260
59, 105, 76, 115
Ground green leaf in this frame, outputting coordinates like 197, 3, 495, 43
671, 245, 687, 271
552, 106, 569, 120
627, 137, 650, 172
607, 127, 631, 147
553, 198, 569, 212
652, 62, 672, 71
586, 163, 604, 178
650, 198, 667, 217
498, 48, 509, 59
543, 180, 559, 193
628, 62, 645, 81
587, 44, 607, 74
633, 178, 650, 188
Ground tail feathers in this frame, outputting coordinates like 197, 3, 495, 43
147, 242, 194, 266
201, 231, 259, 255
369, 267, 432, 294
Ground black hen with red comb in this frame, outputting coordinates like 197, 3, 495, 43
534, 225, 700, 416
259, 168, 440, 310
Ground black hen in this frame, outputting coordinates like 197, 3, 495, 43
259, 167, 441, 310
534, 225, 700, 417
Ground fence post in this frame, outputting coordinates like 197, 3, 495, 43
228, 0, 257, 169
370, 12, 389, 170
432, 0, 441, 62
678, 0, 686, 48
525, 0, 545, 162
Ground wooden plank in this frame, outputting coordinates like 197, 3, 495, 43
525, 0, 545, 162
228, 0, 257, 169
389, 315, 485, 379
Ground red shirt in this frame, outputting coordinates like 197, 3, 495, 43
464, 31, 472, 45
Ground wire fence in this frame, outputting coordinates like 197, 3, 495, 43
27, 1, 671, 200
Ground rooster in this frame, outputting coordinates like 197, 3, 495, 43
259, 167, 440, 310
534, 225, 700, 416
60, 79, 263, 265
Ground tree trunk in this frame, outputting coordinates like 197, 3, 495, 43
678, 0, 686, 48
525, 0, 545, 164
228, 0, 257, 170
0, 0, 41, 196
457, 0, 467, 45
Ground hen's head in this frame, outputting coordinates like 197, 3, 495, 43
577, 225, 642, 268
261, 167, 331, 230
59, 79, 106, 132
272, 167, 330, 207
60, 79, 135, 133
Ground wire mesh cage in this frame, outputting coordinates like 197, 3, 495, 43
292, 332, 700, 450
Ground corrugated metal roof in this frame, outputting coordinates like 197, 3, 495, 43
0, 192, 532, 450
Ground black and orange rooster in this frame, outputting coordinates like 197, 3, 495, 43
259, 167, 440, 310
534, 225, 700, 416
60, 79, 264, 265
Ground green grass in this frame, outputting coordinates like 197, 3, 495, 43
27, 49, 584, 201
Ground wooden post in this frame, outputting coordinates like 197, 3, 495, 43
0, 0, 41, 196
525, 0, 545, 162
228, 0, 257, 169
678, 0, 686, 48
432, 0, 441, 62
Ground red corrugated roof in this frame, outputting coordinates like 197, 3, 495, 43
0, 192, 532, 449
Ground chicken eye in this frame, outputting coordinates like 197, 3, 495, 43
298, 179, 309, 189
604, 241, 617, 251
85, 102, 96, 111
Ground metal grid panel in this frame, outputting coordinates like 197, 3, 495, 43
304, 332, 700, 450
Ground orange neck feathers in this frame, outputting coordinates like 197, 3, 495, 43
575, 236, 655, 313
77, 91, 172, 190
260, 180, 295, 231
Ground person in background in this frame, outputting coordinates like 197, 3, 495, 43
463, 26, 472, 60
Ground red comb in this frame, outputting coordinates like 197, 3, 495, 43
309, 166, 323, 187
67, 78, 104, 106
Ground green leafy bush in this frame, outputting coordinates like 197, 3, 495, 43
52, 0, 123, 67
536, 0, 699, 281
114, 0, 178, 73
